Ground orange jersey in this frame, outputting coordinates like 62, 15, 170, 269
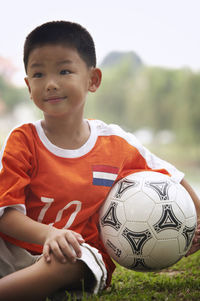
0, 119, 184, 282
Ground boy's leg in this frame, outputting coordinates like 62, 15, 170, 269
0, 255, 92, 301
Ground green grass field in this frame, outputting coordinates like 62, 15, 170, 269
102, 253, 200, 301
47, 251, 200, 301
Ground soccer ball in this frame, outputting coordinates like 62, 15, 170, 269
99, 171, 197, 271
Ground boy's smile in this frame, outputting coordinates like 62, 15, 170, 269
25, 44, 99, 119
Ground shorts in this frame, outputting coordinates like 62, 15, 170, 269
0, 237, 107, 294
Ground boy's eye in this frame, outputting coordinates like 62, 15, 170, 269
33, 72, 43, 78
60, 69, 71, 75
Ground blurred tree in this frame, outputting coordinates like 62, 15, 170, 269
85, 51, 200, 146
0, 75, 28, 112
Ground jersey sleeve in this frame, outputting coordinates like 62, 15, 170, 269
120, 125, 184, 182
135, 143, 184, 182
0, 126, 35, 217
96, 121, 184, 183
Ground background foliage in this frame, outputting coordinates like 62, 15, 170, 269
0, 75, 28, 111
84, 51, 200, 146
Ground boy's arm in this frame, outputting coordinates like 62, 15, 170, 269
181, 178, 200, 218
0, 208, 84, 263
180, 178, 200, 255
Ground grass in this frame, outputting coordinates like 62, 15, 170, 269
47, 251, 200, 301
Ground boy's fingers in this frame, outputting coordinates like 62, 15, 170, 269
192, 229, 200, 244
65, 232, 83, 258
186, 243, 199, 256
58, 240, 77, 263
43, 229, 84, 263
50, 241, 67, 263
43, 244, 51, 263
72, 231, 85, 243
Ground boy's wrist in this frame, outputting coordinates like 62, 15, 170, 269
36, 224, 57, 245
196, 209, 200, 221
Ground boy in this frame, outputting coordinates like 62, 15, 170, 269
0, 21, 199, 301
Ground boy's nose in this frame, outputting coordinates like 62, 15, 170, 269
46, 78, 59, 91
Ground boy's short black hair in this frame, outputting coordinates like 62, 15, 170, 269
23, 20, 96, 72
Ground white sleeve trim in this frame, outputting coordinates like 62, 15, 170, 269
0, 204, 26, 218
141, 146, 185, 183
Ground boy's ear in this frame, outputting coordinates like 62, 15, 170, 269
88, 68, 102, 92
24, 77, 32, 97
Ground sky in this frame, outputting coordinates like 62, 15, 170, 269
0, 0, 200, 86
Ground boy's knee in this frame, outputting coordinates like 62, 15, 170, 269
37, 256, 94, 291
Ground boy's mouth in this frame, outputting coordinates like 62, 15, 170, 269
45, 96, 67, 103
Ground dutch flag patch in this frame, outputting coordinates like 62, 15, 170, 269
92, 165, 119, 187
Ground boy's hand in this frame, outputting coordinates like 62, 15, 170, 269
180, 180, 200, 257
43, 227, 85, 264
186, 222, 200, 256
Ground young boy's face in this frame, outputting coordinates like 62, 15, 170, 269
25, 44, 100, 119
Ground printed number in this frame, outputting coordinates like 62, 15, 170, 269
37, 197, 82, 228
37, 197, 54, 223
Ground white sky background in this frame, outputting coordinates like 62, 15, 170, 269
0, 0, 200, 86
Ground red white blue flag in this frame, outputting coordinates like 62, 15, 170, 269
92, 165, 119, 187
